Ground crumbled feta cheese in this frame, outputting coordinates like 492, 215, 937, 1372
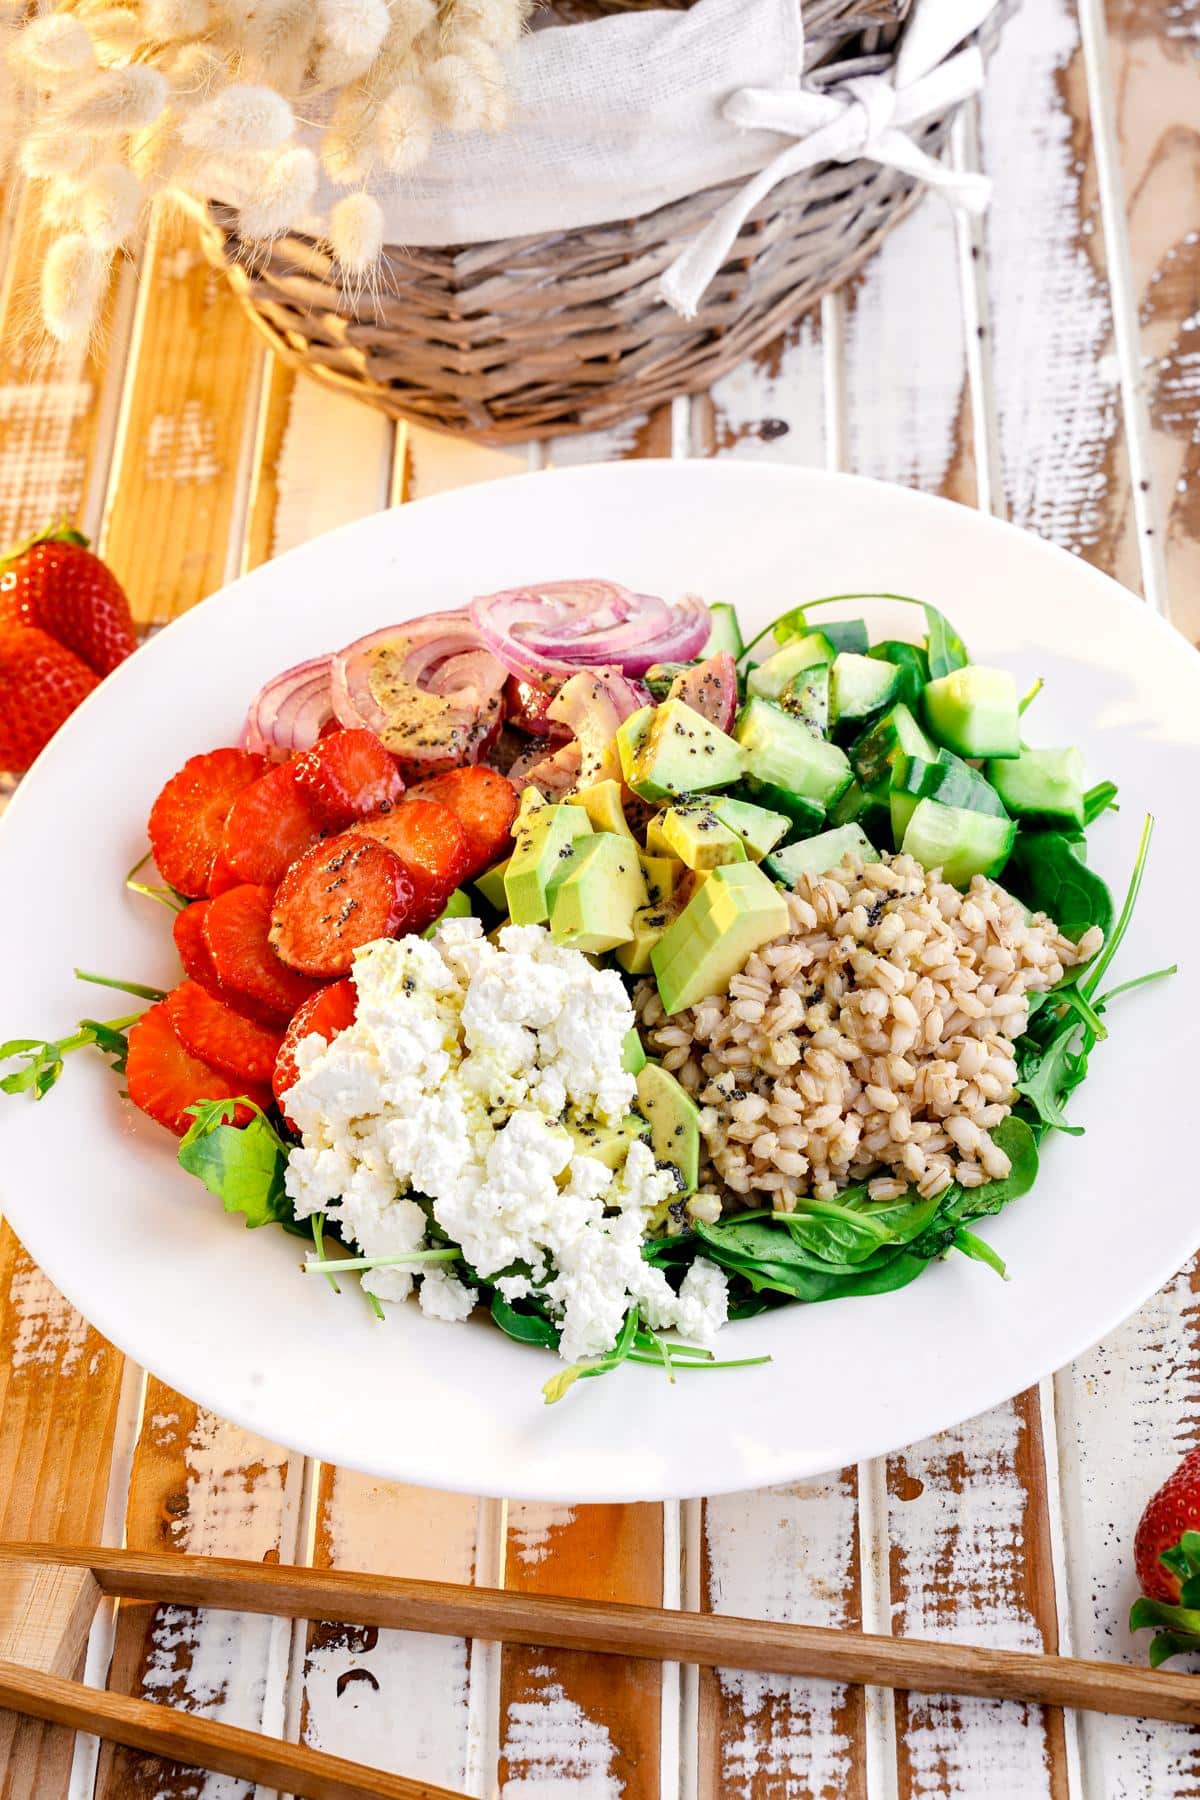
282, 924, 721, 1361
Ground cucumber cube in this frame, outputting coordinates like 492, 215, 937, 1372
922, 666, 1020, 759
986, 747, 1086, 830
851, 703, 938, 792
830, 653, 901, 730
747, 632, 834, 703
765, 825, 881, 886
901, 798, 1017, 887
735, 697, 852, 807
702, 602, 744, 660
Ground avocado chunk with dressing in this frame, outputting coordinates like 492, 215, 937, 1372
616, 900, 677, 974
709, 794, 791, 859
615, 705, 655, 787
636, 1063, 701, 1193
566, 1112, 649, 1170
575, 778, 636, 837
627, 699, 746, 802
638, 851, 684, 908
504, 802, 592, 925
651, 862, 790, 1014
473, 857, 510, 911
621, 1026, 647, 1075
646, 804, 747, 871
548, 832, 647, 952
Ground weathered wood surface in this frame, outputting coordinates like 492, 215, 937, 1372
0, 0, 1196, 1794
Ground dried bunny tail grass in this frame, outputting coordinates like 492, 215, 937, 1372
11, 14, 97, 77
238, 0, 315, 85
309, 40, 376, 93
129, 111, 188, 185
180, 83, 295, 151
236, 141, 317, 239
57, 64, 169, 131
372, 80, 432, 173
445, 0, 525, 52
424, 52, 490, 130
73, 161, 143, 247
329, 189, 382, 273
317, 0, 390, 60
20, 125, 99, 178
83, 7, 144, 63
163, 40, 227, 96
320, 92, 374, 183
41, 232, 108, 342
143, 0, 212, 41
438, 36, 508, 127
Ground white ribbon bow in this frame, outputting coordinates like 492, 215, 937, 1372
660, 0, 1001, 318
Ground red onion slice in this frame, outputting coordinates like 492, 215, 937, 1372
242, 655, 333, 755
470, 581, 711, 680
545, 667, 649, 787
507, 739, 583, 797
331, 614, 507, 774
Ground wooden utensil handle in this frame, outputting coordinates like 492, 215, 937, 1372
0, 1658, 464, 1800
4, 1541, 1196, 1728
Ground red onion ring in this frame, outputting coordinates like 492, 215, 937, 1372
470, 581, 711, 680
507, 740, 583, 797
331, 614, 507, 774
242, 655, 333, 755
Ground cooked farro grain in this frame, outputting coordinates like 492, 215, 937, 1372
636, 853, 1102, 1215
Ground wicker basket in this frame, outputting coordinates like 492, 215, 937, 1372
196, 0, 998, 445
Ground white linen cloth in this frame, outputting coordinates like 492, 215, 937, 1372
311, 0, 1001, 316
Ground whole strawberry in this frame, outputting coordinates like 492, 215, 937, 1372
1129, 1446, 1200, 1667
0, 625, 99, 772
0, 525, 135, 676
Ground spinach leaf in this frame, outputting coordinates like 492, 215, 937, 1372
922, 603, 970, 680
952, 1229, 1008, 1279
491, 1291, 560, 1349
178, 1097, 300, 1231
1006, 831, 1114, 942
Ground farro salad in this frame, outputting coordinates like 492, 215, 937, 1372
2, 583, 1169, 1402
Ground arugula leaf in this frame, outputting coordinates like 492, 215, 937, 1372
178, 1098, 299, 1230
1018, 676, 1044, 716
1006, 833, 1114, 943
125, 851, 188, 914
1083, 780, 1119, 825
741, 592, 969, 677
0, 1013, 140, 1099
74, 968, 168, 1003
542, 1305, 639, 1404
491, 1291, 561, 1349
952, 1228, 1008, 1279
1080, 813, 1154, 1002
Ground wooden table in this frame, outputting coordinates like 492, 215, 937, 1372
0, 2, 1195, 1794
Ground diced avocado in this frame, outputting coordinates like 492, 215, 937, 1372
830, 653, 901, 730
765, 824, 881, 885
783, 661, 830, 736
621, 1026, 646, 1075
870, 640, 930, 711
703, 601, 744, 660
638, 851, 683, 907
516, 785, 548, 821
616, 706, 655, 787
548, 832, 647, 952
740, 779, 826, 838
566, 1112, 650, 1171
636, 1063, 701, 1193
922, 665, 1020, 759
575, 778, 635, 838
746, 633, 834, 703
986, 746, 1086, 830
627, 699, 747, 802
851, 703, 938, 793
616, 901, 677, 974
474, 857, 510, 911
709, 795, 791, 859
647, 804, 747, 871
504, 802, 592, 924
423, 887, 473, 936
820, 617, 870, 656
901, 798, 1017, 887
652, 862, 789, 1014
735, 697, 852, 807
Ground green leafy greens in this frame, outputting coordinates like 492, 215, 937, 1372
178, 1097, 306, 1233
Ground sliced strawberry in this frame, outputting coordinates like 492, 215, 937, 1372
269, 834, 416, 978
407, 766, 517, 881
293, 729, 404, 830
126, 999, 269, 1137
173, 901, 217, 987
273, 978, 357, 1124
203, 883, 320, 1021
165, 980, 285, 1087
354, 798, 471, 931
148, 748, 266, 898
208, 852, 241, 896
221, 760, 322, 886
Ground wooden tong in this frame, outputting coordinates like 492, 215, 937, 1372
0, 1540, 1194, 1800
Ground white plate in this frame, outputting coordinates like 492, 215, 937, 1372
1, 461, 1194, 1502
